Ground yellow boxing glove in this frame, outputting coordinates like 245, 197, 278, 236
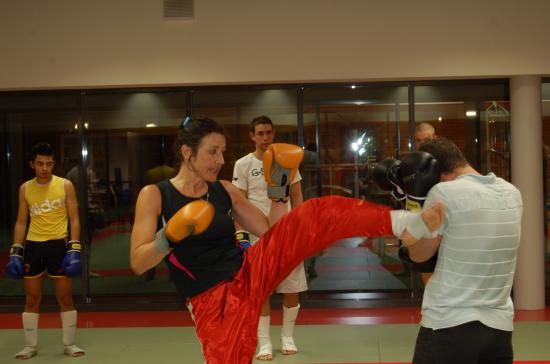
154, 200, 215, 253
262, 143, 304, 202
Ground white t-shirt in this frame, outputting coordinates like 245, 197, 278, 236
232, 152, 301, 236
422, 173, 522, 332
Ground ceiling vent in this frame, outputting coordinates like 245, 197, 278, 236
164, 0, 194, 19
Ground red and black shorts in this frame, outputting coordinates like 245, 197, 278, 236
24, 238, 67, 278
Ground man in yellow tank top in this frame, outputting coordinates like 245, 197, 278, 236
5, 142, 85, 359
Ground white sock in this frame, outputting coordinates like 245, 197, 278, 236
281, 304, 300, 338
257, 315, 271, 344
60, 310, 77, 347
22, 312, 39, 348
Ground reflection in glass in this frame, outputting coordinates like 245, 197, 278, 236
193, 89, 298, 181
81, 91, 186, 297
303, 86, 411, 293
0, 81, 514, 306
0, 94, 81, 301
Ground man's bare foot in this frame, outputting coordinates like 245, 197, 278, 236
256, 342, 273, 361
281, 336, 298, 355
15, 347, 37, 360
256, 353, 273, 361
64, 345, 85, 357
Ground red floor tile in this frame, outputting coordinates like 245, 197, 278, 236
1, 306, 549, 329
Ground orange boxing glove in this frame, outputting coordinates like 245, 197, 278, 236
154, 200, 215, 252
263, 143, 304, 202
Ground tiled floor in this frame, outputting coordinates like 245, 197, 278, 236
2, 308, 550, 363
1, 232, 549, 363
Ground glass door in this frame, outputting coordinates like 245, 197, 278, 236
303, 85, 412, 293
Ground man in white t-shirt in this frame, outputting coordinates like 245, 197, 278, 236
410, 137, 522, 364
232, 115, 306, 361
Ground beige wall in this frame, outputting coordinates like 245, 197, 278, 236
1, 0, 549, 90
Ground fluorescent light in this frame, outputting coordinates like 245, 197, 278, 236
146, 123, 157, 128
466, 110, 477, 117
356, 132, 365, 145
438, 116, 442, 122
351, 85, 356, 89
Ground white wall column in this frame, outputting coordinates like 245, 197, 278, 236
510, 75, 545, 310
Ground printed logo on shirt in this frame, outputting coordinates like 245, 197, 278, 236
251, 168, 264, 177
29, 198, 65, 216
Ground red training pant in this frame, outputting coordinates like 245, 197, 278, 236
187, 196, 393, 364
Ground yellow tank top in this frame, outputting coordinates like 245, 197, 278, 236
25, 175, 68, 241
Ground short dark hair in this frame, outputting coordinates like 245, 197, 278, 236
250, 115, 273, 133
175, 116, 224, 164
418, 137, 468, 174
30, 142, 54, 162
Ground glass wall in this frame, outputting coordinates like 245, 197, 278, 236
303, 85, 411, 292
0, 93, 81, 303
0, 80, 518, 307
414, 82, 510, 178
192, 88, 298, 181
81, 91, 187, 298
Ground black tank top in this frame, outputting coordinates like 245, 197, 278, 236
157, 180, 243, 300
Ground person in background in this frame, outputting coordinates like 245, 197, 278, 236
232, 115, 306, 360
301, 142, 324, 280
66, 160, 103, 278
415, 122, 436, 146
6, 142, 85, 359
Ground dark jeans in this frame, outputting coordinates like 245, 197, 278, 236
413, 321, 513, 364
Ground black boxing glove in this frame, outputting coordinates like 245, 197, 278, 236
397, 151, 441, 273
399, 151, 441, 212
371, 159, 406, 206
